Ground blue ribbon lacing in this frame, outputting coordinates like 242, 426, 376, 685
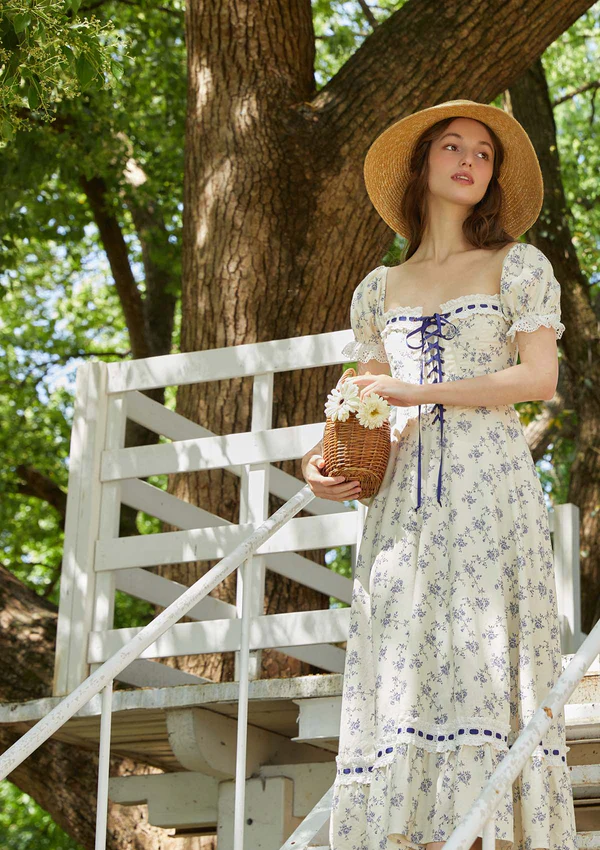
405, 313, 458, 511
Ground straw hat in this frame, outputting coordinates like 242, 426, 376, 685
363, 99, 544, 239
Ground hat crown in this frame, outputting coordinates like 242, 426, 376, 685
363, 99, 543, 239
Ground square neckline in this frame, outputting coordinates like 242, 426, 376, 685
380, 242, 521, 318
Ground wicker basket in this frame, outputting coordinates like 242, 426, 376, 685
322, 367, 391, 499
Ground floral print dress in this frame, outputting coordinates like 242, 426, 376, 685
329, 242, 577, 850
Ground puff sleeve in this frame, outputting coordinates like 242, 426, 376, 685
500, 243, 565, 341
341, 267, 389, 364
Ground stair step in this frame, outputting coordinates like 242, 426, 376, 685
576, 831, 600, 848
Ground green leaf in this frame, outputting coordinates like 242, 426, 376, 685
27, 83, 40, 109
75, 53, 96, 89
12, 14, 31, 34
110, 59, 124, 80
1, 119, 14, 141
60, 44, 76, 65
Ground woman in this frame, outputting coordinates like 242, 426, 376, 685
301, 100, 576, 850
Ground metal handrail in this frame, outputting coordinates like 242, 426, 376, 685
0, 483, 316, 850
277, 618, 600, 850
442, 619, 600, 850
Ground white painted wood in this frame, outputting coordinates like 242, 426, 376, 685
551, 502, 582, 655
577, 832, 600, 849
164, 706, 330, 776
274, 643, 345, 674
232, 373, 274, 850
569, 763, 600, 799
564, 702, 600, 738
92, 393, 127, 646
259, 763, 336, 818
292, 697, 343, 750
125, 391, 345, 517
236, 371, 272, 683
2, 667, 599, 730
277, 781, 334, 850
94, 511, 359, 571
0, 671, 347, 725
117, 659, 211, 687
53, 361, 110, 696
115, 555, 352, 611
106, 328, 354, 394
54, 364, 90, 695
115, 567, 237, 620
265, 553, 351, 605
87, 608, 350, 662
0, 484, 316, 779
120, 446, 346, 520
219, 775, 299, 850
95, 682, 113, 850
100, 421, 326, 481
109, 771, 220, 830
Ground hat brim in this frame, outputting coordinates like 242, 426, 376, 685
363, 99, 544, 239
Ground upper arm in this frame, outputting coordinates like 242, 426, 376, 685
341, 266, 391, 374
500, 243, 564, 400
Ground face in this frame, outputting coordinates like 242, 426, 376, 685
426, 116, 495, 211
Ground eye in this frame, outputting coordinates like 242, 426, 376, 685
444, 143, 490, 160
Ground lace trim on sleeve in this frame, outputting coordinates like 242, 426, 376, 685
341, 339, 389, 363
505, 313, 565, 341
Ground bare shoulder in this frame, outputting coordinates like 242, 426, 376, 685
491, 240, 522, 267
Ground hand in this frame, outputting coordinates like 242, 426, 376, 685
302, 452, 362, 502
344, 373, 418, 407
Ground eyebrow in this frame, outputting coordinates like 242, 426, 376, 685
439, 131, 494, 152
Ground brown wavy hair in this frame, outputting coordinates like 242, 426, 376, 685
399, 116, 516, 262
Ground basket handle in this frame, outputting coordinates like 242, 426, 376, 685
336, 366, 356, 390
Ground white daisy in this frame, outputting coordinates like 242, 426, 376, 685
325, 380, 361, 422
356, 393, 391, 429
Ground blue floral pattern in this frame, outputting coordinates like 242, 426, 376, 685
331, 243, 576, 850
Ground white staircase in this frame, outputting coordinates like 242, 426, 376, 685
1, 658, 600, 845
0, 329, 598, 849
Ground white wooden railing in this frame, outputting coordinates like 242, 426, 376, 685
0, 327, 590, 850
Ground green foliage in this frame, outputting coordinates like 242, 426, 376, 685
0, 0, 128, 140
0, 782, 83, 849
0, 1, 596, 845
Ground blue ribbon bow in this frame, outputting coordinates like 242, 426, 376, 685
405, 313, 458, 511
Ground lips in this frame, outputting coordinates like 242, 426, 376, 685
452, 172, 474, 184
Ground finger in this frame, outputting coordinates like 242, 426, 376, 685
320, 474, 349, 485
331, 481, 362, 496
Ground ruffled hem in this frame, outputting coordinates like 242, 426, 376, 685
505, 313, 565, 341
334, 719, 569, 785
341, 339, 389, 363
329, 739, 578, 850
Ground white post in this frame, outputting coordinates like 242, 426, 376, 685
551, 502, 582, 654
54, 361, 110, 696
95, 681, 114, 850
234, 372, 273, 850
90, 393, 127, 676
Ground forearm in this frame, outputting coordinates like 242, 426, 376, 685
302, 437, 323, 476
407, 361, 557, 408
